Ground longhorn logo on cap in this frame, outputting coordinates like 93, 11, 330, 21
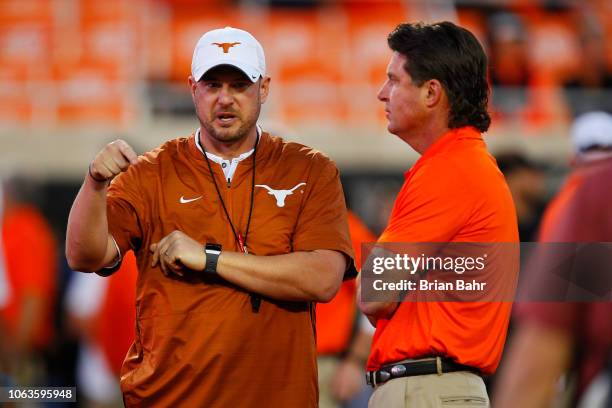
212, 42, 241, 53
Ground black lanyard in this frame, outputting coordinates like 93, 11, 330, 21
201, 133, 262, 312
202, 134, 258, 252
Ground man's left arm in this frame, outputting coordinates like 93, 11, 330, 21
149, 231, 346, 303
150, 156, 353, 302
218, 249, 345, 302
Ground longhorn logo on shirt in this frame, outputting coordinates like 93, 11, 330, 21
255, 183, 306, 207
212, 42, 241, 53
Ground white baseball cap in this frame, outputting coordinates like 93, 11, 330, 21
571, 111, 612, 152
191, 27, 266, 83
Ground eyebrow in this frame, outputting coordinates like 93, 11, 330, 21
202, 76, 246, 81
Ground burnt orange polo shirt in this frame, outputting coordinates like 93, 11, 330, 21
367, 127, 518, 375
106, 131, 354, 407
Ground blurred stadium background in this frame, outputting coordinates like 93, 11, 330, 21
2, 0, 611, 232
0, 0, 611, 406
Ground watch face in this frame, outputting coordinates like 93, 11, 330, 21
206, 243, 222, 253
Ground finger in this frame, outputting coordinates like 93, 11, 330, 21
159, 254, 170, 277
91, 161, 114, 181
155, 238, 170, 267
156, 236, 171, 259
157, 238, 181, 277
114, 139, 139, 166
160, 252, 182, 278
169, 262, 184, 277
152, 236, 171, 268
101, 158, 122, 176
155, 240, 170, 275
110, 150, 130, 171
165, 242, 184, 276
90, 157, 113, 181
150, 243, 158, 267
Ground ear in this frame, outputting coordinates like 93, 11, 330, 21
259, 76, 271, 104
188, 75, 198, 102
422, 79, 445, 108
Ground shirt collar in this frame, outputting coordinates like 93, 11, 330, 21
194, 126, 261, 163
405, 126, 483, 178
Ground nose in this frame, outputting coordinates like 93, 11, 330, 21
218, 84, 233, 106
377, 81, 389, 102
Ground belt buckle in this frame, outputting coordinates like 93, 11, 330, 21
365, 371, 372, 387
365, 371, 377, 387
367, 369, 392, 388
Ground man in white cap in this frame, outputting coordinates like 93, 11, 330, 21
66, 27, 355, 407
494, 111, 612, 407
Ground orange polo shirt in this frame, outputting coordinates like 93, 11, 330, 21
1, 206, 57, 350
106, 131, 353, 407
316, 211, 376, 355
367, 127, 518, 375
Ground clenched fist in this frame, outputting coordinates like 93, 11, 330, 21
89, 139, 139, 183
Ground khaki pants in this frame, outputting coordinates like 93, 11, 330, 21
368, 371, 489, 408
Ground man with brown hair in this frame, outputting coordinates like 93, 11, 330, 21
66, 27, 354, 407
359, 22, 518, 407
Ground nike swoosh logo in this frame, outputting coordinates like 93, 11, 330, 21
180, 196, 202, 204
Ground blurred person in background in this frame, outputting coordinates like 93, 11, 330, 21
486, 12, 533, 122
65, 250, 137, 408
496, 152, 547, 241
359, 21, 518, 407
563, 22, 612, 117
493, 111, 612, 408
0, 176, 58, 387
65, 26, 354, 407
0, 182, 11, 386
487, 12, 531, 89
318, 211, 375, 408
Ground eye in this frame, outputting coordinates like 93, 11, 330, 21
203, 82, 221, 89
232, 81, 251, 90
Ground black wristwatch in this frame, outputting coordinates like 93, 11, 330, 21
204, 243, 222, 275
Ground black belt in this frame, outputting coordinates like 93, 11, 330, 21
366, 357, 479, 387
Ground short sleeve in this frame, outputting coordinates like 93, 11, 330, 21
106, 166, 147, 256
292, 159, 355, 271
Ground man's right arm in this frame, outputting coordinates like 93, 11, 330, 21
65, 140, 138, 272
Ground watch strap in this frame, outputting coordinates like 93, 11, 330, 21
204, 243, 222, 275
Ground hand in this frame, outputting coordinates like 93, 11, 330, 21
150, 230, 206, 277
329, 358, 366, 402
89, 139, 138, 183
